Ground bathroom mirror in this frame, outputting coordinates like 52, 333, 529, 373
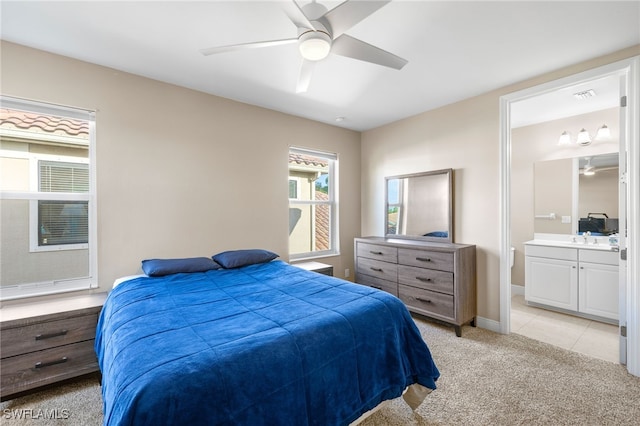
385, 168, 453, 242
534, 152, 619, 235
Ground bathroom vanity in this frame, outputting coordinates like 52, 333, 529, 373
524, 237, 619, 322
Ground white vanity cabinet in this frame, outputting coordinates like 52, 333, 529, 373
578, 250, 619, 320
524, 242, 619, 322
525, 245, 578, 311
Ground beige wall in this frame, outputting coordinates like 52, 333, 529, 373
0, 41, 361, 301
2, 40, 638, 321
361, 45, 639, 323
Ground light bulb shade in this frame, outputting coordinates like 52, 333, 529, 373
576, 128, 592, 146
596, 124, 611, 140
298, 31, 331, 61
558, 131, 572, 146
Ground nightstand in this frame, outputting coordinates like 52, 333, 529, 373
293, 261, 334, 277
0, 293, 107, 401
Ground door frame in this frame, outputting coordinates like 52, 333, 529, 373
498, 56, 640, 376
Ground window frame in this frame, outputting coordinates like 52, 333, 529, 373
288, 146, 339, 260
0, 96, 97, 300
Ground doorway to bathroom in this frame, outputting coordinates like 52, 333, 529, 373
499, 57, 640, 377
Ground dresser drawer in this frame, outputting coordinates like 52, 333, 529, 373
398, 265, 454, 295
356, 274, 398, 297
356, 242, 398, 263
0, 340, 99, 397
1, 314, 99, 359
398, 248, 454, 272
357, 257, 398, 282
399, 285, 455, 319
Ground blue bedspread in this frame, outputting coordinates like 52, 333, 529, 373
95, 260, 439, 425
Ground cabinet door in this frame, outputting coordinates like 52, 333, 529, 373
525, 256, 578, 311
579, 262, 619, 320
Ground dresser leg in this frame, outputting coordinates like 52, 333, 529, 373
470, 317, 476, 327
455, 325, 462, 337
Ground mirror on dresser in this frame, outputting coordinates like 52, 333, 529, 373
385, 168, 453, 243
534, 152, 619, 235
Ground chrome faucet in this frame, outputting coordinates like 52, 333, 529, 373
583, 231, 591, 243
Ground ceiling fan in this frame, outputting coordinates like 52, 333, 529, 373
199, 0, 408, 93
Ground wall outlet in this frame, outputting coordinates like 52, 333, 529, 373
562, 215, 572, 224
345, 268, 350, 278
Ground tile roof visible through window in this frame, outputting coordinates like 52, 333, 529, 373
288, 152, 328, 168
0, 108, 89, 141
315, 190, 330, 251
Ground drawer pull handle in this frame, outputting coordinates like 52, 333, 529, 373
416, 277, 432, 282
35, 357, 68, 369
35, 330, 68, 340
370, 267, 383, 272
416, 297, 432, 304
416, 257, 432, 262
370, 251, 383, 255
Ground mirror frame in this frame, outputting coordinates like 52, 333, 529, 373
384, 168, 454, 243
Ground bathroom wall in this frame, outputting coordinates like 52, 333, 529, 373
511, 107, 620, 287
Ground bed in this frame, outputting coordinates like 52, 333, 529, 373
95, 251, 440, 425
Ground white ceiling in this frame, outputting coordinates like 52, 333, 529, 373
1, 1, 639, 131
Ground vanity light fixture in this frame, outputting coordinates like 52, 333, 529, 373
596, 124, 610, 139
576, 128, 592, 146
557, 124, 610, 146
558, 131, 572, 146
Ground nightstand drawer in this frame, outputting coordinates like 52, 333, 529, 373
398, 248, 454, 272
356, 257, 398, 282
0, 340, 98, 397
399, 285, 454, 319
1, 314, 99, 359
398, 265, 454, 295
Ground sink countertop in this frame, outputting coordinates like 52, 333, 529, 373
524, 238, 618, 252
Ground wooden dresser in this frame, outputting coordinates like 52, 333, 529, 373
0, 293, 107, 400
355, 237, 476, 337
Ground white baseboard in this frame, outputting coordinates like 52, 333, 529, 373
474, 285, 522, 334
511, 284, 525, 296
475, 316, 501, 333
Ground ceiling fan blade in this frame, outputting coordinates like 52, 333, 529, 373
331, 34, 407, 70
323, 0, 390, 38
200, 38, 297, 56
283, 0, 315, 30
296, 59, 316, 93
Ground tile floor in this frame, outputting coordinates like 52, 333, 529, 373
511, 294, 619, 363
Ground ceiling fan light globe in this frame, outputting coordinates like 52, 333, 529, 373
299, 31, 332, 61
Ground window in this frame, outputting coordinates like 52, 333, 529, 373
0, 96, 97, 300
288, 147, 338, 259
34, 159, 89, 249
386, 178, 403, 235
289, 178, 299, 199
